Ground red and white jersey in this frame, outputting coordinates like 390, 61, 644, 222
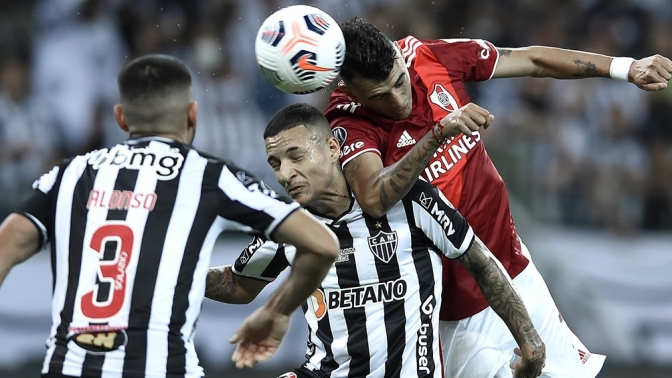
325, 36, 529, 321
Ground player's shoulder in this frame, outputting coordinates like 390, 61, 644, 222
325, 85, 387, 134
325, 85, 365, 118
401, 35, 496, 59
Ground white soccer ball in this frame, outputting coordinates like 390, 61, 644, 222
255, 5, 345, 94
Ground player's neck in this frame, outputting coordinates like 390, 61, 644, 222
129, 131, 188, 144
307, 180, 351, 218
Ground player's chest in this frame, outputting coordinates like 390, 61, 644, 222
381, 77, 472, 166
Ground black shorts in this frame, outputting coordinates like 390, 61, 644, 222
276, 365, 325, 378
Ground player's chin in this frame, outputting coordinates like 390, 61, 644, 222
391, 104, 412, 120
289, 192, 311, 206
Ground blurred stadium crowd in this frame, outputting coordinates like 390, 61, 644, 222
1, 0, 671, 235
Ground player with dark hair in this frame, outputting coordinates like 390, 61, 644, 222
325, 17, 670, 378
206, 103, 546, 378
0, 54, 339, 378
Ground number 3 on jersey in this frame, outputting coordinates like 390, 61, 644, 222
81, 223, 134, 320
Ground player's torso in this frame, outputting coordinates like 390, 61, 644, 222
291, 200, 443, 377
327, 37, 528, 320
46, 141, 217, 377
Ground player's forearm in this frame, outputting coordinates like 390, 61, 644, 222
205, 265, 252, 304
459, 240, 545, 361
354, 132, 441, 217
264, 247, 335, 316
497, 46, 613, 79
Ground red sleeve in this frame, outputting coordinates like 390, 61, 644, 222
422, 38, 499, 82
325, 89, 384, 167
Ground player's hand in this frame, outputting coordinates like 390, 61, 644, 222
229, 305, 291, 369
436, 103, 495, 140
629, 54, 672, 91
510, 345, 545, 378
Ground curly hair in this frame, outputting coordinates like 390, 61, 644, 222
339, 17, 397, 82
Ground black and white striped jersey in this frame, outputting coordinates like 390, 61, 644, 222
232, 180, 475, 378
15, 136, 300, 378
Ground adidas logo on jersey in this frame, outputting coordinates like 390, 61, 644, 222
396, 130, 417, 148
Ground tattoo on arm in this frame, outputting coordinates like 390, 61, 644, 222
457, 240, 545, 361
346, 133, 439, 213
498, 48, 512, 57
572, 59, 597, 77
205, 266, 238, 302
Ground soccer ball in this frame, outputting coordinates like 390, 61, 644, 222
255, 5, 345, 94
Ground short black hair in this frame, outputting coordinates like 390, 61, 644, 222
264, 103, 331, 140
117, 54, 192, 127
339, 17, 397, 82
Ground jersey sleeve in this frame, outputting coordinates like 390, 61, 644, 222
424, 38, 499, 82
14, 164, 62, 250
217, 164, 300, 242
231, 236, 289, 282
325, 91, 384, 167
404, 180, 475, 259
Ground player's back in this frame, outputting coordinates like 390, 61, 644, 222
33, 136, 297, 377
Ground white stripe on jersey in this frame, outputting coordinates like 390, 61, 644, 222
61, 341, 85, 377
183, 218, 226, 377
403, 36, 422, 67
71, 163, 120, 329
48, 157, 89, 347
217, 166, 300, 239
412, 201, 473, 259
100, 350, 125, 378
146, 149, 205, 376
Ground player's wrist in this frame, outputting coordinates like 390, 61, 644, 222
431, 123, 446, 144
609, 57, 635, 82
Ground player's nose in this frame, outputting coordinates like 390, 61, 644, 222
278, 163, 296, 182
389, 90, 406, 109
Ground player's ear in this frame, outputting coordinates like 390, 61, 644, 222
340, 83, 357, 101
327, 137, 340, 163
393, 41, 402, 54
113, 104, 129, 132
187, 101, 198, 129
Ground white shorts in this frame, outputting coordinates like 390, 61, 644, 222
440, 243, 605, 378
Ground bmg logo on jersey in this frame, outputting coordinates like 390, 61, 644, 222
88, 146, 184, 180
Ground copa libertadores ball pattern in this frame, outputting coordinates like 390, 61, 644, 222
255, 5, 345, 94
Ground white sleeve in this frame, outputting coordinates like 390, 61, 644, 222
231, 237, 289, 282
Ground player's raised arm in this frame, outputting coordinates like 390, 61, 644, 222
493, 46, 672, 91
340, 102, 493, 218
230, 208, 338, 369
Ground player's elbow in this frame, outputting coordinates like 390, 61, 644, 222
231, 293, 257, 305
358, 198, 387, 218
318, 231, 340, 262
